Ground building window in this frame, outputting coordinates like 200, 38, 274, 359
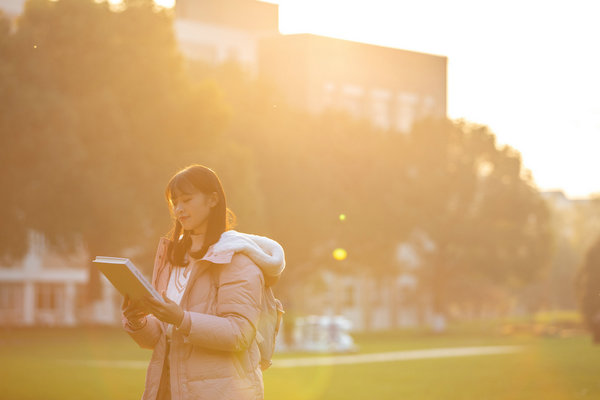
343, 286, 355, 308
420, 95, 436, 117
0, 284, 21, 310
371, 282, 383, 306
180, 42, 218, 63
340, 84, 364, 116
225, 46, 240, 63
395, 92, 419, 132
322, 82, 337, 109
75, 283, 88, 309
36, 284, 61, 311
370, 89, 392, 129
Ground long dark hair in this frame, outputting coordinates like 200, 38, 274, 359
164, 164, 236, 266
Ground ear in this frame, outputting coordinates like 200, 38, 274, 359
208, 191, 219, 208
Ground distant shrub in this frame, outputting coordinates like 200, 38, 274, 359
534, 310, 582, 327
575, 236, 600, 343
501, 310, 584, 338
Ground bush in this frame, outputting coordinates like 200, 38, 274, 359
501, 310, 584, 338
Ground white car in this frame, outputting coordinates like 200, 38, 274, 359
293, 315, 358, 353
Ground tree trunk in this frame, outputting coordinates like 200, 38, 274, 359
361, 274, 373, 332
387, 276, 399, 329
593, 326, 600, 344
429, 258, 448, 332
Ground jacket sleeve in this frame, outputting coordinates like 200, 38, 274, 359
178, 254, 264, 352
122, 314, 163, 350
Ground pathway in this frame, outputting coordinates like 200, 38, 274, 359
59, 345, 523, 369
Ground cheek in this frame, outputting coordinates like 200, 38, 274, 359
192, 202, 211, 219
201, 206, 212, 219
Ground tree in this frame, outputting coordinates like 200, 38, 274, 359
525, 193, 600, 314
0, 0, 262, 283
576, 236, 600, 343
403, 118, 553, 321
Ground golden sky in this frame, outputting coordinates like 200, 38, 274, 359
267, 0, 600, 198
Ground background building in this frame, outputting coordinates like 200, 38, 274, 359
175, 0, 447, 132
0, 231, 118, 326
259, 33, 447, 131
174, 0, 279, 75
0, 0, 25, 18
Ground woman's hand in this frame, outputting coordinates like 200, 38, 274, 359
143, 291, 184, 327
122, 295, 149, 328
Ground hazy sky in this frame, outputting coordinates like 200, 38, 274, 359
266, 0, 600, 198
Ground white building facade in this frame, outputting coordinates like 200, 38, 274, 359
0, 231, 119, 326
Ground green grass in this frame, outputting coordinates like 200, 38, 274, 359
1, 326, 599, 400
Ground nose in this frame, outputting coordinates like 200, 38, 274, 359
174, 202, 184, 215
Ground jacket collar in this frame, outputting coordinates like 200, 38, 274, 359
159, 229, 285, 285
157, 236, 234, 265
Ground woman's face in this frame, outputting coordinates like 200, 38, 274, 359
171, 189, 218, 235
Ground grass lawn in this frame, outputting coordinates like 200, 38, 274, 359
0, 326, 599, 400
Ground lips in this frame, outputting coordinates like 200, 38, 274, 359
179, 216, 189, 222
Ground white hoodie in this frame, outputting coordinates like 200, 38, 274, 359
201, 230, 286, 287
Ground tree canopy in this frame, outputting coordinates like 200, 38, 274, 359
0, 0, 235, 271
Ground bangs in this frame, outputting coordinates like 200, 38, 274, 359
166, 173, 198, 205
163, 165, 229, 261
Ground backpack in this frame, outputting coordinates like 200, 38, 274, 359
210, 266, 284, 371
256, 285, 284, 370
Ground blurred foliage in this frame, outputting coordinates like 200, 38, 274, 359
534, 310, 581, 325
404, 119, 553, 317
500, 309, 584, 338
0, 0, 255, 274
575, 235, 600, 342
517, 195, 600, 314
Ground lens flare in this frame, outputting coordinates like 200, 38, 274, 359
333, 248, 347, 261
339, 214, 346, 221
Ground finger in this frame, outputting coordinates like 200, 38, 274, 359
121, 295, 129, 311
144, 301, 165, 315
124, 300, 145, 313
137, 303, 152, 315
141, 301, 157, 314
161, 291, 175, 304
124, 309, 144, 320
124, 304, 146, 315
145, 296, 165, 307
149, 310, 165, 322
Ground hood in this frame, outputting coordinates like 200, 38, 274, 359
202, 230, 286, 286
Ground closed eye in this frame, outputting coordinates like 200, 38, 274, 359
172, 197, 191, 207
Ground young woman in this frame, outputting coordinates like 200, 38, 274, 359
121, 164, 285, 400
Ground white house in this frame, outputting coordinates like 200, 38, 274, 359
0, 231, 119, 326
